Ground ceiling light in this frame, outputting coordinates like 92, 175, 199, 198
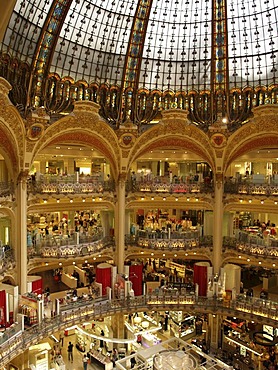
141, 196, 145, 200
99, 197, 102, 201
43, 199, 47, 203
258, 261, 261, 265
249, 199, 252, 203
163, 253, 165, 257
175, 197, 178, 201
56, 199, 60, 203
195, 198, 199, 201
92, 197, 95, 201
273, 263, 276, 267
163, 197, 166, 201
151, 196, 154, 200
59, 262, 62, 266
73, 261, 76, 265
239, 199, 243, 203
261, 200, 264, 204
275, 201, 277, 205
70, 199, 73, 203
187, 197, 190, 201
82, 198, 85, 202
247, 258, 250, 262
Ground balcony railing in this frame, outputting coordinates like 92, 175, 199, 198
28, 179, 115, 195
224, 235, 278, 259
127, 179, 213, 194
0, 181, 14, 198
27, 236, 114, 259
0, 294, 277, 367
224, 182, 278, 196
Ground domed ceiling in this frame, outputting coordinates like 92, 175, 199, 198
0, 0, 277, 129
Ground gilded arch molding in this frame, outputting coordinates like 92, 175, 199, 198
29, 112, 121, 178
0, 78, 26, 174
127, 121, 215, 172
223, 106, 278, 171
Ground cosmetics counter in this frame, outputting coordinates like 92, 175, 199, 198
87, 348, 113, 370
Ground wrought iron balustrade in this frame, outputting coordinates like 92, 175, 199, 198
224, 235, 278, 259
224, 182, 278, 196
27, 236, 114, 259
127, 179, 213, 194
0, 294, 277, 367
28, 178, 115, 195
0, 181, 14, 198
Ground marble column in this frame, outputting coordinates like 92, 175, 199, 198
212, 174, 224, 274
115, 176, 126, 274
15, 171, 28, 294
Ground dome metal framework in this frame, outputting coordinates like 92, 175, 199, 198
0, 0, 277, 131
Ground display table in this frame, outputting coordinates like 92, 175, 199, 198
61, 273, 77, 289
88, 349, 113, 370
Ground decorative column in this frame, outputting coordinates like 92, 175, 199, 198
15, 171, 28, 294
115, 174, 126, 274
212, 174, 224, 274
208, 314, 222, 350
111, 313, 126, 349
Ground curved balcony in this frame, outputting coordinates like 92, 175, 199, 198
0, 182, 14, 204
0, 246, 15, 277
224, 235, 278, 260
135, 230, 212, 252
27, 178, 115, 195
27, 235, 114, 259
224, 182, 278, 196
0, 294, 277, 367
127, 179, 213, 194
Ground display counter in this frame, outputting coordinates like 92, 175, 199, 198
142, 332, 161, 348
88, 349, 113, 370
61, 273, 77, 289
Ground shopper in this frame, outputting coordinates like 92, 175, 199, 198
67, 341, 73, 362
59, 331, 64, 347
83, 354, 89, 370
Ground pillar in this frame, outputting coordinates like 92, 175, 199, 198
208, 314, 222, 350
96, 263, 112, 296
15, 171, 28, 294
125, 210, 131, 236
212, 174, 224, 274
100, 211, 110, 237
115, 175, 126, 274
111, 313, 125, 349
203, 210, 213, 236
223, 264, 241, 294
194, 262, 210, 297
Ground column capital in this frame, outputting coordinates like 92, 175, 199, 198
17, 170, 29, 185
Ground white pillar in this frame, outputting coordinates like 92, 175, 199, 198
223, 264, 241, 294
16, 172, 28, 294
213, 175, 224, 274
115, 177, 125, 274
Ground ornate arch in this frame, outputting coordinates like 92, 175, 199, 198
223, 105, 278, 171
28, 102, 122, 179
0, 78, 25, 177
127, 114, 215, 172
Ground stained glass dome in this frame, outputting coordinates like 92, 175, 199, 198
0, 0, 277, 129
